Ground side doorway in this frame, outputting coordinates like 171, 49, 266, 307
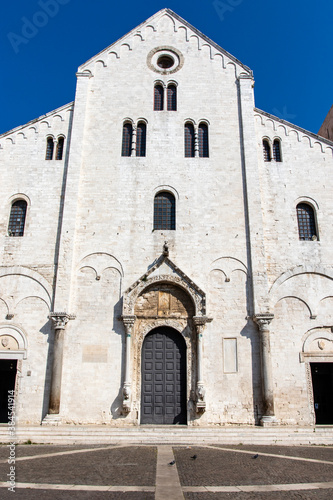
141, 327, 187, 425
0, 360, 17, 423
311, 362, 333, 424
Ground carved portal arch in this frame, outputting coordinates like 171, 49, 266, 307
121, 253, 212, 419
0, 324, 28, 359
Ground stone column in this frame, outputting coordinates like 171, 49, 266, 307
254, 314, 277, 426
48, 313, 75, 414
121, 315, 136, 413
193, 316, 212, 412
194, 128, 199, 158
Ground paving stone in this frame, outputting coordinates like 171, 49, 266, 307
0, 490, 154, 500
0, 446, 157, 486
173, 446, 333, 486
215, 445, 333, 462
184, 492, 333, 500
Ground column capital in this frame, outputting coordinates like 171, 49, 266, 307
121, 315, 136, 332
253, 314, 274, 332
49, 312, 76, 330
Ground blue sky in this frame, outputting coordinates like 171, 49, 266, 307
1, 0, 332, 136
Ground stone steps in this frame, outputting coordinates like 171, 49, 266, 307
0, 425, 332, 445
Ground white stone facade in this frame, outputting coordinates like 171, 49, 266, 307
1, 9, 333, 427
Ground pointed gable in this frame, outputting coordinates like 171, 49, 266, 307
77, 8, 252, 77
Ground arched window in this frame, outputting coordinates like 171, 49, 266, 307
296, 203, 317, 240
8, 200, 27, 237
136, 122, 146, 157
263, 139, 271, 162
273, 139, 282, 162
167, 84, 177, 111
184, 123, 195, 158
56, 137, 64, 160
154, 84, 164, 111
198, 123, 209, 157
122, 123, 133, 157
154, 192, 176, 230
45, 137, 54, 160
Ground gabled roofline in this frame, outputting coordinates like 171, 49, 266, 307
255, 107, 333, 147
79, 8, 252, 75
0, 102, 74, 139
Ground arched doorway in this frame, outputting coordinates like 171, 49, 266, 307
141, 327, 187, 425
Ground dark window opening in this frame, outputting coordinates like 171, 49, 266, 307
154, 192, 176, 230
154, 85, 164, 111
136, 122, 146, 157
198, 123, 209, 158
263, 139, 271, 162
8, 200, 27, 237
56, 137, 64, 160
157, 55, 174, 69
273, 139, 282, 162
122, 123, 133, 157
167, 85, 177, 111
184, 123, 195, 158
45, 137, 54, 160
296, 203, 317, 241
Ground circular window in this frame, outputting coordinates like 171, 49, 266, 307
147, 47, 184, 74
157, 55, 174, 69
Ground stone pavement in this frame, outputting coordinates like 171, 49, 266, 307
0, 443, 332, 499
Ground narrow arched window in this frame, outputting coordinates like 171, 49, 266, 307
184, 123, 195, 158
273, 139, 282, 162
136, 122, 146, 157
198, 123, 209, 157
263, 139, 271, 162
167, 84, 177, 111
296, 203, 317, 240
154, 192, 176, 230
154, 84, 164, 111
122, 123, 133, 157
56, 137, 64, 160
8, 200, 27, 237
45, 137, 54, 160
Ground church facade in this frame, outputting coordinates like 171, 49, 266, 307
1, 9, 333, 428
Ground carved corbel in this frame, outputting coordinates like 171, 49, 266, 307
121, 315, 136, 413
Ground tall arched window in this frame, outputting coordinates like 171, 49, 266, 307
263, 139, 271, 162
8, 200, 27, 237
56, 137, 64, 160
136, 122, 146, 157
154, 192, 176, 230
167, 84, 177, 111
198, 123, 209, 157
122, 123, 133, 157
273, 139, 282, 162
184, 123, 195, 158
296, 203, 317, 240
45, 137, 54, 160
154, 84, 164, 111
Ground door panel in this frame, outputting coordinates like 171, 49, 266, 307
141, 328, 186, 425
